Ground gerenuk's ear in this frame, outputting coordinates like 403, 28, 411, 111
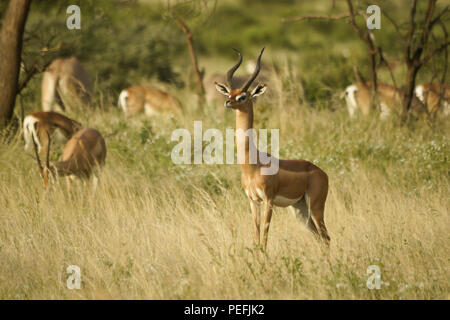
215, 82, 230, 96
251, 83, 267, 98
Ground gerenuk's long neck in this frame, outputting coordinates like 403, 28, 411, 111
235, 101, 258, 173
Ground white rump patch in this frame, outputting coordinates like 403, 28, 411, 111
344, 85, 359, 118
118, 90, 129, 113
23, 115, 41, 152
415, 85, 424, 102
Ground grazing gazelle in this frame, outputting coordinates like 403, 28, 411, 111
215, 48, 330, 250
31, 128, 106, 191
42, 56, 93, 112
343, 82, 425, 119
415, 82, 450, 117
24, 111, 82, 155
117, 85, 182, 116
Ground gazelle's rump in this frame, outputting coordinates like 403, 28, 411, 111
118, 89, 129, 113
343, 85, 359, 118
415, 82, 450, 117
117, 85, 182, 116
23, 111, 82, 155
415, 85, 424, 102
55, 128, 107, 179
42, 56, 93, 112
23, 115, 41, 152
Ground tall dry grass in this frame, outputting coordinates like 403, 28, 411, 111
0, 78, 449, 299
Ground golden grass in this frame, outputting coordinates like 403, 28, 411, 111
0, 86, 449, 299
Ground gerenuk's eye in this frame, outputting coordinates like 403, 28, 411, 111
237, 94, 246, 102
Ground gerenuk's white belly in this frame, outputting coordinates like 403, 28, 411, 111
245, 186, 302, 207
273, 195, 303, 207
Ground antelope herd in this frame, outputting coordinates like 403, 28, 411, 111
25, 57, 183, 193
343, 81, 449, 119
20, 47, 448, 250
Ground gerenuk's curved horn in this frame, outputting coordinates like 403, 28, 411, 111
227, 48, 243, 89
241, 47, 265, 92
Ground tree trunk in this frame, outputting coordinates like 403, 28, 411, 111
403, 65, 419, 115
0, 0, 32, 128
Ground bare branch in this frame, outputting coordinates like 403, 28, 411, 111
17, 58, 52, 94
381, 8, 406, 41
283, 0, 380, 102
353, 66, 366, 85
439, 20, 448, 83
378, 47, 397, 88
419, 40, 450, 66
345, 0, 365, 40
430, 5, 449, 29
345, 0, 378, 97
437, 20, 448, 114
281, 13, 349, 23
176, 18, 205, 96
420, 0, 437, 50
402, 0, 439, 116
17, 40, 62, 95
405, 0, 418, 64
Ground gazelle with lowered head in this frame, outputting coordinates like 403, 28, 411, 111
214, 48, 330, 250
118, 85, 182, 117
42, 56, 93, 112
343, 82, 425, 119
31, 127, 106, 191
415, 82, 450, 117
24, 111, 82, 155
